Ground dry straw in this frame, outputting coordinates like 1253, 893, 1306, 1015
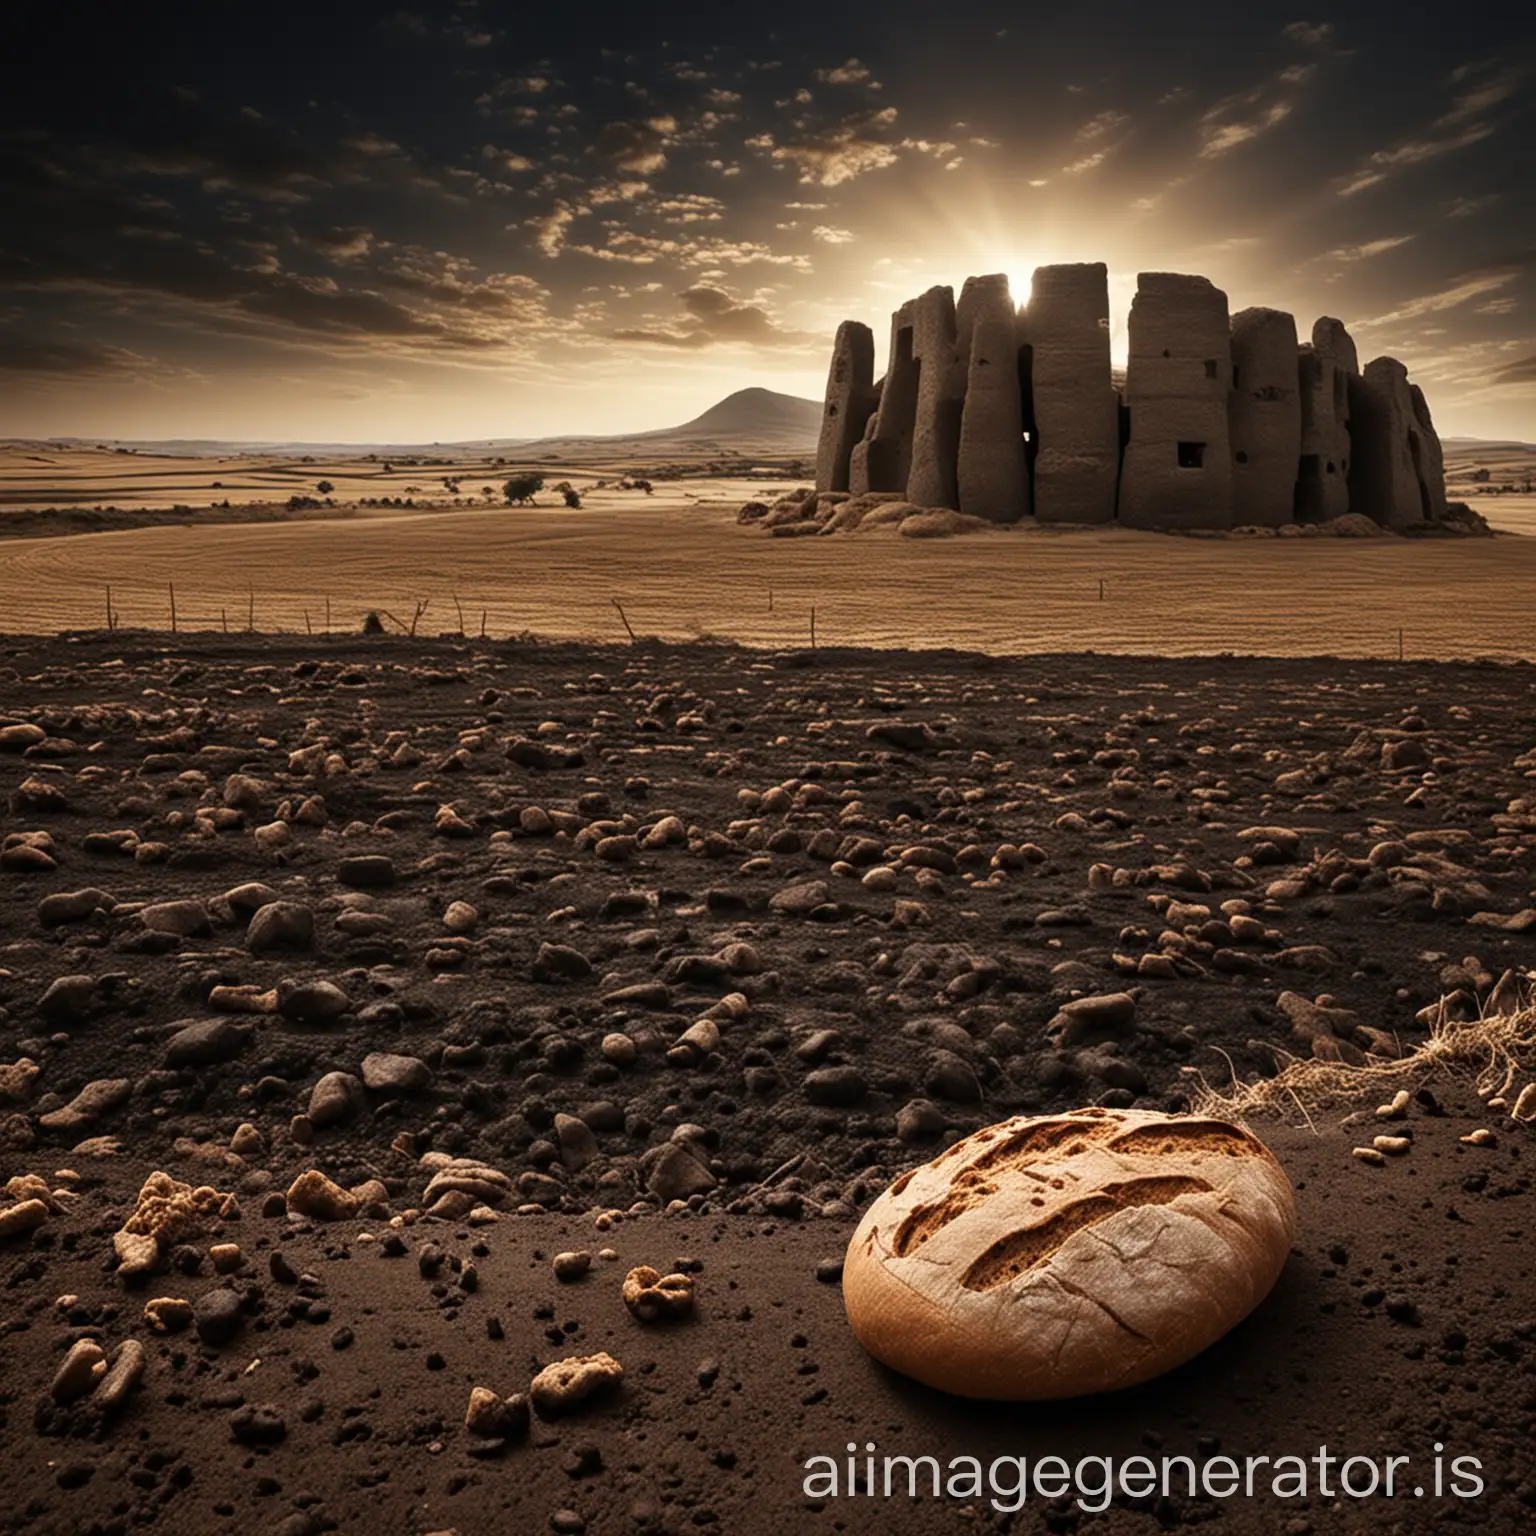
1193, 977, 1536, 1124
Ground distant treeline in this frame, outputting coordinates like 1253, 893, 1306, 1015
0, 502, 362, 540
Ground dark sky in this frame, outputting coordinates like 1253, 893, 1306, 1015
2, 0, 1532, 441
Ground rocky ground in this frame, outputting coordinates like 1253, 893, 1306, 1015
0, 631, 1533, 1534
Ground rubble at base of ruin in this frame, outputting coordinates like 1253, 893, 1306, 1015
813, 265, 1450, 532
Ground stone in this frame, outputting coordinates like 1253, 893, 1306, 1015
277, 978, 350, 1021
956, 274, 1028, 522
1119, 273, 1233, 530
339, 854, 396, 889
815, 320, 879, 493
466, 1385, 529, 1439
0, 1198, 49, 1240
194, 1287, 244, 1345
906, 285, 964, 510
113, 1171, 230, 1274
804, 1065, 868, 1106
533, 942, 592, 982
769, 879, 831, 915
1022, 263, 1120, 524
1296, 317, 1358, 523
144, 1295, 194, 1333
164, 1018, 251, 1067
1228, 307, 1301, 527
52, 1338, 108, 1402
644, 1142, 717, 1202
139, 899, 212, 938
91, 1339, 146, 1417
38, 888, 116, 926
0, 1058, 40, 1102
1349, 356, 1444, 527
247, 901, 314, 953
529, 1352, 624, 1417
38, 974, 96, 1025
286, 1168, 359, 1220
230, 1404, 287, 1445
854, 296, 919, 494
39, 1077, 132, 1132
361, 1052, 433, 1094
308, 1071, 366, 1128
622, 1265, 695, 1322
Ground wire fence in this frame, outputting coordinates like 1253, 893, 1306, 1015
23, 573, 1531, 666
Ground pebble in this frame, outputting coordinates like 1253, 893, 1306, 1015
529, 1352, 624, 1417
622, 1265, 695, 1322
553, 1250, 593, 1282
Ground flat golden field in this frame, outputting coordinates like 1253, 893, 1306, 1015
0, 441, 1533, 659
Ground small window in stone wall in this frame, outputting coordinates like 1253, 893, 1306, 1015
1235, 450, 1249, 464
1177, 441, 1206, 468
1233, 365, 1241, 387
1204, 359, 1218, 379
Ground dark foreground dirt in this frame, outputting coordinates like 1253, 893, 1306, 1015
0, 632, 1533, 1535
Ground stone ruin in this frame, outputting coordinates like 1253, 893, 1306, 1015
814, 265, 1450, 532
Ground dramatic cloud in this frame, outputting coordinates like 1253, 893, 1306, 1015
1198, 94, 1295, 158
593, 116, 678, 176
1320, 235, 1415, 263
1358, 264, 1525, 327
754, 106, 904, 186
1335, 61, 1528, 196
815, 59, 874, 86
1493, 354, 1536, 385
607, 283, 816, 348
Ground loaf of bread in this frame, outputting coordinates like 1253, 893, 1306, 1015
842, 1106, 1296, 1399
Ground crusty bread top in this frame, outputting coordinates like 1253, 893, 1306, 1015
843, 1107, 1297, 1400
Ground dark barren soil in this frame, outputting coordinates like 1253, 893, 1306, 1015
0, 632, 1533, 1536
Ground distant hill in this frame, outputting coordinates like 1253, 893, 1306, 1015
5, 387, 824, 460
650, 387, 821, 444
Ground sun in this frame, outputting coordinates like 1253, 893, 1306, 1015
996, 259, 1039, 308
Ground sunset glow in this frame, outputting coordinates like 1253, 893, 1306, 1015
2, 1, 1532, 443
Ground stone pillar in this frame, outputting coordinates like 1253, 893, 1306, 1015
955, 274, 1028, 522
856, 301, 920, 493
905, 286, 962, 509
1228, 307, 1300, 527
1021, 263, 1119, 524
1118, 273, 1233, 530
1296, 317, 1357, 522
814, 321, 877, 493
1408, 382, 1448, 521
1349, 357, 1437, 527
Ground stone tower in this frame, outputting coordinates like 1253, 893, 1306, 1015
956, 274, 1028, 522
1021, 263, 1119, 524
905, 286, 964, 510
1349, 357, 1442, 527
1119, 273, 1234, 530
814, 321, 878, 493
1296, 317, 1358, 522
1228, 307, 1301, 528
850, 298, 919, 495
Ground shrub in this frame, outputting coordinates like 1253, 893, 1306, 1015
503, 473, 544, 505
316, 480, 334, 495
563, 487, 582, 508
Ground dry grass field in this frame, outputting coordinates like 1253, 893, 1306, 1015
0, 443, 1532, 659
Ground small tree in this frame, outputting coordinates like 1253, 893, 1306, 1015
633, 478, 653, 494
316, 480, 334, 495
503, 473, 544, 505
481, 485, 497, 502
563, 487, 582, 508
